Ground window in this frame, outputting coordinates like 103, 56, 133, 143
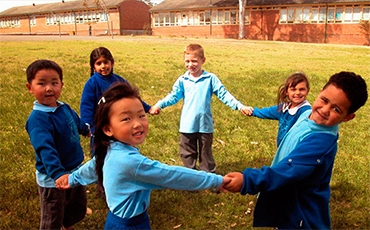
319, 7, 326, 22
199, 12, 206, 25
205, 10, 211, 24
344, 7, 352, 22
353, 6, 361, 22
363, 6, 370, 20
287, 7, 294, 23
30, 16, 36, 26
224, 11, 230, 24
231, 10, 237, 24
217, 10, 223, 24
154, 14, 159, 26
280, 8, 287, 23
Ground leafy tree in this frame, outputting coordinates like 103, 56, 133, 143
359, 20, 370, 46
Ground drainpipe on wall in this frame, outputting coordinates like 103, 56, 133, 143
260, 5, 263, 39
210, 0, 213, 36
324, 3, 328, 43
28, 15, 32, 34
73, 11, 77, 35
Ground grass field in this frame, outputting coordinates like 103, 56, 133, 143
0, 36, 369, 229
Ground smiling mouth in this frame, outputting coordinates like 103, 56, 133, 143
133, 131, 144, 136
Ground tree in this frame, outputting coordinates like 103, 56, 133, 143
238, 0, 247, 39
83, 0, 113, 38
359, 20, 370, 46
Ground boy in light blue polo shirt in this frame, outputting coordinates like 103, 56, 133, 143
150, 44, 252, 173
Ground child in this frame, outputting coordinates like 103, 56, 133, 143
80, 47, 152, 153
55, 82, 230, 229
250, 72, 311, 147
25, 60, 90, 230
149, 44, 252, 173
223, 71, 368, 229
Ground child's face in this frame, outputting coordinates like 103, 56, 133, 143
310, 84, 354, 126
26, 69, 63, 107
94, 56, 113, 76
286, 81, 309, 107
103, 97, 148, 147
184, 53, 205, 78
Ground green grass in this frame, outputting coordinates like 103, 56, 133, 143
0, 36, 369, 229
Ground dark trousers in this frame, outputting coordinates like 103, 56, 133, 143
179, 132, 216, 172
38, 185, 87, 229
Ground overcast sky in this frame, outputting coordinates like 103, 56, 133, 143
0, 0, 163, 13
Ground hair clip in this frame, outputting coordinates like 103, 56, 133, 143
98, 96, 106, 105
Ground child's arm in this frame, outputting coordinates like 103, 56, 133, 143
68, 157, 98, 187
141, 100, 152, 113
80, 80, 98, 128
252, 105, 280, 120
154, 77, 184, 110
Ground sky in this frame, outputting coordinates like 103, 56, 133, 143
0, 0, 163, 13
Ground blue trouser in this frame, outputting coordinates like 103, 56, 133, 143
104, 210, 151, 230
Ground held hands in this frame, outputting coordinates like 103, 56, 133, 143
240, 106, 254, 116
55, 174, 72, 190
149, 105, 161, 115
221, 172, 244, 193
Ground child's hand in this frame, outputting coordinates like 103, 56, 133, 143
84, 123, 92, 137
55, 174, 72, 190
222, 172, 243, 193
218, 175, 232, 192
240, 106, 254, 116
149, 105, 161, 115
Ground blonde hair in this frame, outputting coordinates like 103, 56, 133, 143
184, 44, 205, 59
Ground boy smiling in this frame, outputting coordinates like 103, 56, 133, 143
223, 71, 368, 229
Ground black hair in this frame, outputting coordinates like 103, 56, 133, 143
26, 59, 63, 83
93, 82, 141, 192
89, 47, 115, 76
323, 71, 368, 114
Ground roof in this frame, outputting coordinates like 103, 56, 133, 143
150, 0, 369, 11
0, 0, 131, 17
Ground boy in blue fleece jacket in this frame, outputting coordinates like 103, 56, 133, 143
25, 59, 90, 230
223, 71, 368, 229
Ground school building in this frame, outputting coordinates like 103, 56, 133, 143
150, 0, 370, 45
0, 0, 151, 36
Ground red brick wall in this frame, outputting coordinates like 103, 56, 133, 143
118, 0, 150, 30
152, 9, 369, 46
0, 0, 150, 36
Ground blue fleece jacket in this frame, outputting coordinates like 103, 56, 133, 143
155, 70, 244, 133
80, 72, 151, 132
68, 141, 222, 219
242, 110, 338, 229
252, 100, 311, 147
25, 101, 89, 187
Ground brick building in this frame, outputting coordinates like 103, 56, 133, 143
0, 0, 151, 36
150, 0, 370, 45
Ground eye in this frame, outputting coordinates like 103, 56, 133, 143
122, 117, 130, 122
139, 114, 146, 118
333, 107, 342, 114
37, 82, 44, 86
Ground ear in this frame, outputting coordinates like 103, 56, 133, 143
103, 125, 113, 137
26, 83, 32, 93
342, 113, 355, 123
202, 57, 206, 64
